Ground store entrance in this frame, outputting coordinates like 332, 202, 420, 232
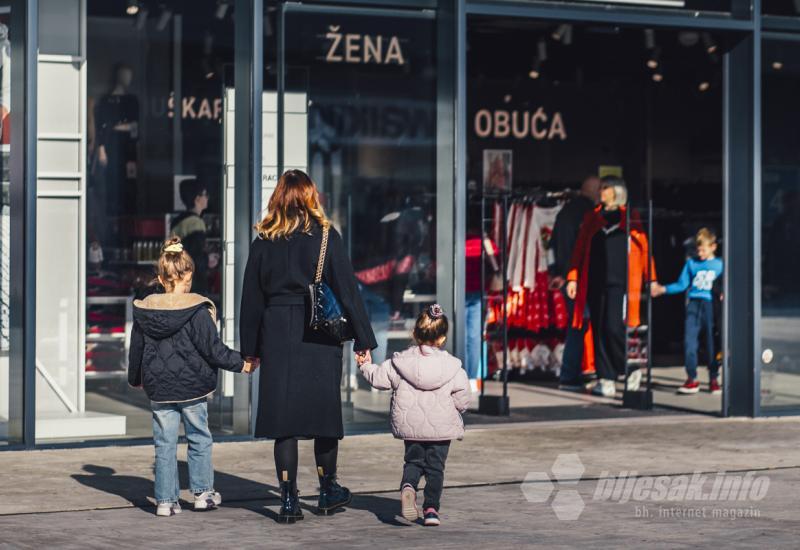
468, 17, 732, 419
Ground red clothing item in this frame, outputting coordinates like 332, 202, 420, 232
465, 235, 498, 294
567, 205, 656, 329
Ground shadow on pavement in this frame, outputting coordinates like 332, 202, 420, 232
71, 462, 280, 511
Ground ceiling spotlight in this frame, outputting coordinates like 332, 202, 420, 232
652, 73, 663, 82
644, 28, 656, 50
647, 49, 660, 70
552, 24, 572, 44
698, 81, 710, 92
702, 33, 717, 54
537, 39, 548, 62
529, 59, 542, 79
503, 94, 512, 103
215, 0, 230, 20
773, 61, 784, 70
126, 0, 140, 16
135, 7, 148, 30
156, 6, 173, 31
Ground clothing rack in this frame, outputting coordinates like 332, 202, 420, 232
473, 188, 573, 416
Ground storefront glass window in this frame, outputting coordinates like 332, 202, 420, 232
268, 6, 441, 432
760, 40, 800, 410
34, 0, 247, 442
0, 4, 11, 444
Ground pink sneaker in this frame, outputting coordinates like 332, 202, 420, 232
423, 507, 440, 526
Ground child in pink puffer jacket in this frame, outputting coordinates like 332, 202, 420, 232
357, 304, 471, 527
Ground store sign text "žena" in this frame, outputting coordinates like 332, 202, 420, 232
474, 108, 567, 141
325, 25, 405, 66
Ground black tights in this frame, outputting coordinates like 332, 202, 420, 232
274, 437, 339, 482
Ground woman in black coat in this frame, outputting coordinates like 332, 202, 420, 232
239, 169, 377, 523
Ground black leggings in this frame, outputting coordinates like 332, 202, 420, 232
274, 437, 339, 481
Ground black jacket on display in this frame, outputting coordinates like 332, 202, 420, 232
550, 195, 596, 279
128, 293, 243, 403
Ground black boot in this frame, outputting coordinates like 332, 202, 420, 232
278, 479, 303, 524
317, 469, 352, 515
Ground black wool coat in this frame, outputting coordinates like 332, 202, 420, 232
240, 224, 377, 439
129, 293, 244, 403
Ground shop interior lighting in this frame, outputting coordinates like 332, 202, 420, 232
652, 72, 663, 82
537, 39, 548, 61
647, 49, 660, 70
529, 59, 542, 79
698, 81, 710, 92
126, 0, 140, 16
772, 61, 784, 70
156, 6, 173, 31
215, 0, 230, 20
644, 28, 656, 50
702, 33, 717, 54
552, 24, 573, 45
135, 7, 149, 30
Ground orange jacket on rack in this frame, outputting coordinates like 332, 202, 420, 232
566, 205, 656, 329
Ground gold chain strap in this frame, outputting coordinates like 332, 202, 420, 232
315, 225, 330, 284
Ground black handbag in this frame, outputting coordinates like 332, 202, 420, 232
309, 225, 354, 343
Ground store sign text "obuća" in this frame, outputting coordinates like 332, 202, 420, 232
474, 108, 567, 141
324, 25, 405, 66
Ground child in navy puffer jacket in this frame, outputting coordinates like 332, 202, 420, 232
129, 237, 258, 517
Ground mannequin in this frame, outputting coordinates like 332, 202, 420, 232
95, 63, 140, 216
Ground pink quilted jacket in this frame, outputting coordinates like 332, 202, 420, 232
359, 345, 471, 441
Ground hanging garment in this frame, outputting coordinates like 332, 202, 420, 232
523, 205, 562, 290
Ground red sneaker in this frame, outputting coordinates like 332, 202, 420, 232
709, 379, 722, 395
677, 378, 700, 394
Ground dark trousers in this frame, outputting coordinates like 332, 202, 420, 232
685, 299, 719, 381
560, 291, 587, 385
588, 285, 627, 381
401, 441, 451, 511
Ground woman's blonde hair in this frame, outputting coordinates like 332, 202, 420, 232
256, 169, 329, 240
157, 237, 194, 291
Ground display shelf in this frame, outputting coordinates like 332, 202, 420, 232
87, 296, 130, 305
86, 333, 125, 342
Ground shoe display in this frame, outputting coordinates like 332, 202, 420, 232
400, 484, 419, 521
626, 369, 642, 392
591, 379, 616, 398
678, 378, 700, 394
423, 508, 441, 526
193, 490, 221, 511
278, 479, 304, 524
317, 470, 352, 515
709, 379, 722, 395
155, 502, 182, 517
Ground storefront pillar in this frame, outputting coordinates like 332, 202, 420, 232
8, 0, 37, 447
723, 32, 759, 417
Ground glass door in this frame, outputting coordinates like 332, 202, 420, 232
267, 2, 453, 432
760, 39, 800, 411
0, 1, 12, 444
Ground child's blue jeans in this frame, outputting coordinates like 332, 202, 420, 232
685, 299, 719, 381
151, 398, 214, 504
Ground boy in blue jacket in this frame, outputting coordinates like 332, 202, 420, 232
652, 228, 723, 395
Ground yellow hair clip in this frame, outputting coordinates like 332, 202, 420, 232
164, 243, 183, 254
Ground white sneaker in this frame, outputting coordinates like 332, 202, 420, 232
592, 379, 616, 398
193, 490, 222, 511
400, 485, 419, 521
626, 369, 642, 392
156, 502, 182, 517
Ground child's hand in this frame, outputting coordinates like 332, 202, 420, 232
242, 357, 260, 373
355, 350, 371, 366
650, 283, 666, 298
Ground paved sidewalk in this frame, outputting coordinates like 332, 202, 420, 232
1, 414, 799, 548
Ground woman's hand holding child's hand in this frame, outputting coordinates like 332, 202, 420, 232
650, 283, 666, 298
355, 350, 371, 366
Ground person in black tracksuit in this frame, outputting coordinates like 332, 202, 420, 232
128, 237, 256, 517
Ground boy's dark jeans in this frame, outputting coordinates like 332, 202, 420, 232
685, 298, 719, 381
401, 441, 451, 511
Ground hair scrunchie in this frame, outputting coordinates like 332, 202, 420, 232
428, 303, 444, 319
164, 243, 183, 253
